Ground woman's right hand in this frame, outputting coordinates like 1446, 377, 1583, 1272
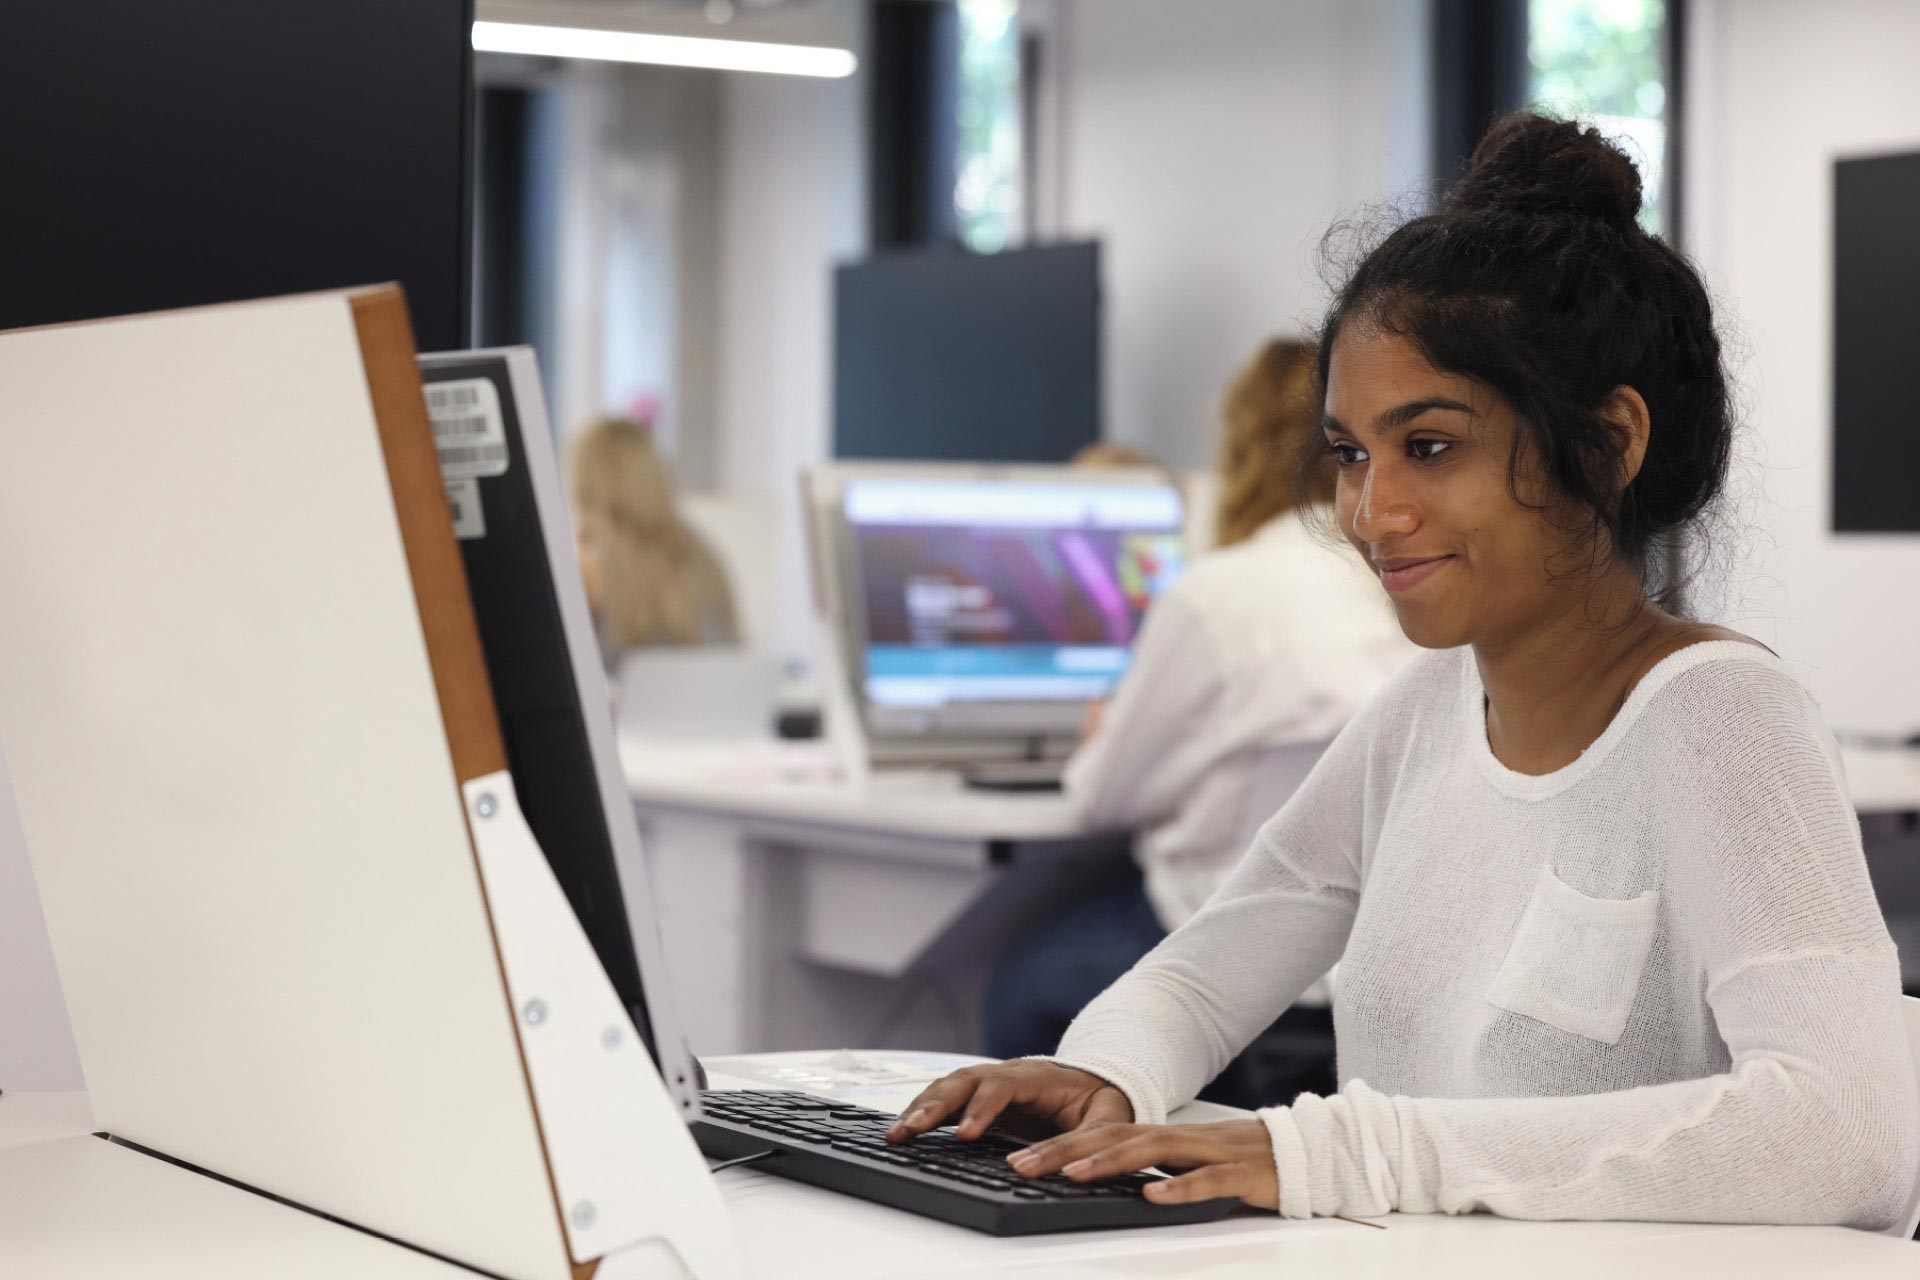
885, 1060, 1133, 1145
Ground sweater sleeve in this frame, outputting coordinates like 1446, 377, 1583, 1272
1258, 666, 1920, 1230
1061, 585, 1223, 832
1048, 698, 1374, 1124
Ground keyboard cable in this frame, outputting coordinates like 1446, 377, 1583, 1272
707, 1149, 778, 1174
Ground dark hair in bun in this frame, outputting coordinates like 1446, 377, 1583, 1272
1303, 111, 1731, 610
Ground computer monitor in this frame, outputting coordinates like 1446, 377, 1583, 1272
833, 242, 1102, 464
811, 464, 1186, 753
419, 346, 700, 1112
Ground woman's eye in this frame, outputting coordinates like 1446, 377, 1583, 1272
1326, 441, 1366, 467
1409, 438, 1452, 461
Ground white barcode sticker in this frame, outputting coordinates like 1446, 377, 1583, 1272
425, 378, 510, 479
445, 477, 486, 540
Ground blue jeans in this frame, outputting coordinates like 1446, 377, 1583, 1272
982, 877, 1339, 1110
983, 880, 1167, 1062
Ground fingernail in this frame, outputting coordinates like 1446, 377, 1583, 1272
1063, 1159, 1091, 1177
1008, 1151, 1036, 1170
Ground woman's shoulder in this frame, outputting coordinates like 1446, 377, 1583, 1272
1628, 625, 1795, 710
1626, 630, 1836, 777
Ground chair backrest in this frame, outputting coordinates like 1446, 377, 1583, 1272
679, 490, 778, 651
1894, 994, 1920, 1239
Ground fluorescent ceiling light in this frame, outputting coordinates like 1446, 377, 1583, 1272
472, 20, 857, 78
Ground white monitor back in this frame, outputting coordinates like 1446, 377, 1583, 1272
0, 292, 580, 1279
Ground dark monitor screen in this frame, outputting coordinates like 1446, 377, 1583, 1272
833, 242, 1101, 464
0, 2, 472, 350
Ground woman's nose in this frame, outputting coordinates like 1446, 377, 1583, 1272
1351, 462, 1419, 541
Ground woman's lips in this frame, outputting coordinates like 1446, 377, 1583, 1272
1376, 555, 1454, 592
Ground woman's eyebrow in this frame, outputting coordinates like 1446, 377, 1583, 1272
1380, 396, 1477, 431
1324, 396, 1476, 439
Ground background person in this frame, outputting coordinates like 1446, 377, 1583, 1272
569, 415, 740, 658
982, 340, 1417, 1092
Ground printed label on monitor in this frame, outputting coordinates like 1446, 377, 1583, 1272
445, 477, 486, 540
425, 377, 510, 478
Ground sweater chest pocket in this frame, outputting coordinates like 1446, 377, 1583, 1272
1486, 864, 1660, 1045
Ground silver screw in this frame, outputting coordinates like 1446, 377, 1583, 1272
600, 1025, 624, 1050
571, 1200, 597, 1231
522, 998, 547, 1027
475, 793, 497, 819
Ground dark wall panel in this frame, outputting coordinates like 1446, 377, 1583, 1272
1834, 152, 1920, 533
0, 1, 472, 349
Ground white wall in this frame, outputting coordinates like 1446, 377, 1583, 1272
711, 1, 869, 669
0, 745, 83, 1091
1684, 0, 1920, 734
1056, 0, 1431, 471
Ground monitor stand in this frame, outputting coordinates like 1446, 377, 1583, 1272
959, 737, 1065, 791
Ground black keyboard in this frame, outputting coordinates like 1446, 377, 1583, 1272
692, 1089, 1238, 1236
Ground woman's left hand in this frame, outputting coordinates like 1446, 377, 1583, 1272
1005, 1118, 1279, 1209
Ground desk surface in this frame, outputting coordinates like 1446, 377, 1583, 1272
701, 1051, 1918, 1279
1845, 744, 1920, 815
623, 738, 1093, 841
624, 739, 1920, 837
0, 1095, 470, 1280
7, 1064, 1914, 1280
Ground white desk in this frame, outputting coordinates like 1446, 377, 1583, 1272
624, 739, 1131, 1056
9, 1066, 1913, 1279
696, 1051, 1918, 1279
0, 1094, 471, 1279
1845, 744, 1920, 818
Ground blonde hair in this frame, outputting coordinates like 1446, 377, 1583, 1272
1069, 441, 1166, 472
1213, 339, 1330, 548
569, 417, 740, 649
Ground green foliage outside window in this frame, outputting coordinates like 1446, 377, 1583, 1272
956, 0, 1022, 252
1528, 0, 1670, 235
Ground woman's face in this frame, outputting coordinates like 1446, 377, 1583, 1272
1322, 324, 1584, 651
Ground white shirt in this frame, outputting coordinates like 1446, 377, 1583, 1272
1063, 511, 1416, 930
1053, 641, 1920, 1229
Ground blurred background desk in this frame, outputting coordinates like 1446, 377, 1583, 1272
628, 741, 1920, 1057
1847, 744, 1920, 993
624, 739, 1130, 1056
1845, 744, 1920, 820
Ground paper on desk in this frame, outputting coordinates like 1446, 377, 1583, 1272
704, 1050, 964, 1101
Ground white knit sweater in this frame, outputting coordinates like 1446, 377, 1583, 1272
1051, 642, 1920, 1229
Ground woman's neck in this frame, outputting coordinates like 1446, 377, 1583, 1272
1473, 574, 1675, 776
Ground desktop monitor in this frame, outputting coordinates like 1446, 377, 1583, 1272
832, 242, 1102, 464
815, 465, 1186, 752
419, 346, 699, 1110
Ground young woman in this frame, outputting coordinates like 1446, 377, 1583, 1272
886, 114, 1920, 1229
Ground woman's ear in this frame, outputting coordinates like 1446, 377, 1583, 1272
1601, 386, 1652, 488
